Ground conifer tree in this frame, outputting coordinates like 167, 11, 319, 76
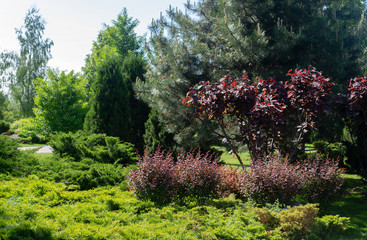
137, 0, 366, 148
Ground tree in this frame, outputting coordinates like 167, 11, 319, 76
83, 8, 142, 94
0, 6, 53, 117
33, 70, 88, 133
84, 53, 149, 151
83, 9, 149, 151
184, 67, 334, 168
137, 0, 367, 149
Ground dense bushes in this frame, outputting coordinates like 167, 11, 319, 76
128, 149, 221, 204
241, 155, 344, 205
0, 135, 20, 173
241, 156, 301, 205
129, 149, 345, 206
0, 176, 350, 240
50, 132, 136, 164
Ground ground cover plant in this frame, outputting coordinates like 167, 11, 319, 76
0, 175, 351, 240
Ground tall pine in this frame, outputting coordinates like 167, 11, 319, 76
137, 0, 367, 148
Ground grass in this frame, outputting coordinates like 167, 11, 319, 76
324, 174, 367, 239
18, 142, 47, 147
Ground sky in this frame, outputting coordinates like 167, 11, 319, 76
0, 0, 188, 73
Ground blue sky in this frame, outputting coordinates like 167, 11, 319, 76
0, 0, 187, 72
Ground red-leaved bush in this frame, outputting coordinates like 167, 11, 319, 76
298, 156, 345, 205
241, 156, 301, 205
173, 151, 221, 203
217, 166, 243, 198
128, 148, 175, 204
128, 149, 222, 204
239, 155, 344, 206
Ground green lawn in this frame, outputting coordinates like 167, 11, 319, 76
324, 174, 367, 239
18, 143, 48, 147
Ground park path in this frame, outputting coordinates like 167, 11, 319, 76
18, 145, 53, 153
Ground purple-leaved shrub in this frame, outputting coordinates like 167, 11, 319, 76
174, 151, 221, 203
241, 156, 301, 205
128, 148, 175, 204
298, 156, 345, 204
128, 149, 221, 204
240, 155, 345, 206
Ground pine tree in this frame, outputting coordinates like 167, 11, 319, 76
137, 0, 367, 148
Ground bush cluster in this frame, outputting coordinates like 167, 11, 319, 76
129, 148, 345, 206
0, 120, 10, 134
128, 149, 221, 204
50, 132, 136, 165
241, 156, 301, 205
0, 135, 20, 173
241, 155, 345, 205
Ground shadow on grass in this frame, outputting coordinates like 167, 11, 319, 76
325, 175, 367, 239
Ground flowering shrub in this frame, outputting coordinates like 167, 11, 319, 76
241, 156, 301, 205
128, 149, 175, 204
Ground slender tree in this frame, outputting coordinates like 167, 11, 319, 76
0, 6, 53, 117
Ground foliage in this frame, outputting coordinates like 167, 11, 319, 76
299, 156, 345, 206
184, 67, 334, 165
0, 6, 53, 117
0, 135, 20, 173
313, 141, 346, 165
241, 156, 301, 205
128, 149, 221, 204
33, 70, 88, 133
0, 120, 10, 133
84, 53, 149, 152
11, 118, 47, 143
143, 109, 175, 152
174, 151, 221, 203
128, 148, 175, 204
137, 0, 367, 150
240, 155, 345, 206
83, 8, 142, 91
0, 176, 349, 239
217, 166, 243, 198
50, 132, 136, 165
346, 76, 367, 177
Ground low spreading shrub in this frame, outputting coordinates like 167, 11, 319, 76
50, 132, 136, 164
256, 203, 350, 239
128, 149, 221, 204
0, 135, 20, 173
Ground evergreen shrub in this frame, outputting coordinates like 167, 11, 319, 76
50, 132, 136, 164
0, 120, 10, 134
0, 135, 20, 173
